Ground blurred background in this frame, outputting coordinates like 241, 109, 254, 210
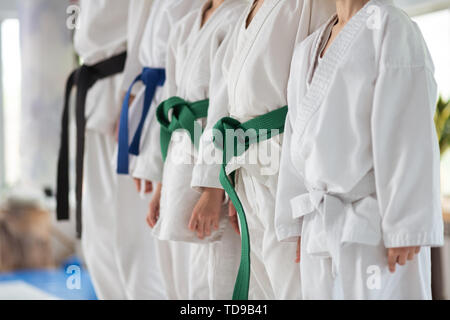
0, 0, 449, 300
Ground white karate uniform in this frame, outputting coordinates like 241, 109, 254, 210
126, 0, 204, 300
275, 0, 444, 299
129, 0, 203, 179
148, 0, 247, 299
193, 0, 335, 300
75, 0, 165, 300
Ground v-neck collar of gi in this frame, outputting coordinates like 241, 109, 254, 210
179, 0, 237, 93
229, 0, 283, 115
294, 0, 375, 139
196, 0, 225, 32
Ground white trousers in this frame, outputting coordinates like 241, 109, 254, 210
235, 168, 302, 300
82, 130, 166, 299
153, 136, 240, 299
300, 214, 432, 300
154, 227, 240, 300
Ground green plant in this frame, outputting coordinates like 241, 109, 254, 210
435, 96, 450, 157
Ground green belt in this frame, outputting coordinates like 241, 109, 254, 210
156, 96, 209, 161
213, 106, 288, 300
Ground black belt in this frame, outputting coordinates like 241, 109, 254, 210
56, 51, 127, 238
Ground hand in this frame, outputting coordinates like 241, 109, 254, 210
134, 178, 153, 194
296, 237, 301, 263
189, 188, 224, 239
127, 94, 136, 108
146, 183, 162, 228
228, 201, 240, 235
387, 246, 421, 273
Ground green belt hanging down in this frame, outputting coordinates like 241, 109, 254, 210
213, 106, 288, 300
156, 96, 209, 161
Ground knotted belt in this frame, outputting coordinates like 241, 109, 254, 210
117, 67, 166, 174
290, 172, 376, 276
213, 106, 288, 300
56, 51, 127, 238
156, 96, 209, 161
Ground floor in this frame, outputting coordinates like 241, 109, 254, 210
0, 257, 97, 300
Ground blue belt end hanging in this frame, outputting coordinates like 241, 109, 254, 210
117, 67, 166, 174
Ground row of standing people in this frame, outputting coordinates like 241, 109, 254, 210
57, 0, 444, 300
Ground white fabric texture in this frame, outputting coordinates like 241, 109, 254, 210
82, 129, 128, 300
276, 0, 444, 299
299, 213, 432, 299
75, 0, 166, 300
129, 0, 204, 181
151, 0, 246, 300
153, 0, 246, 243
193, 0, 336, 299
74, 0, 129, 134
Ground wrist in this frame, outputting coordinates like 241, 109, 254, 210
203, 187, 224, 201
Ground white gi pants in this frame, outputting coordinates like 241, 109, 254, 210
154, 136, 240, 300
235, 168, 302, 300
82, 130, 127, 300
300, 214, 432, 300
82, 130, 166, 299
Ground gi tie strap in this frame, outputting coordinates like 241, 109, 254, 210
213, 106, 288, 300
290, 172, 377, 277
156, 96, 209, 162
56, 51, 127, 238
117, 67, 165, 174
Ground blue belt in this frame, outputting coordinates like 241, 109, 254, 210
117, 67, 166, 174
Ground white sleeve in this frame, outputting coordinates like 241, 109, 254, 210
131, 103, 164, 182
121, 0, 153, 93
191, 26, 237, 191
274, 112, 306, 242
372, 65, 444, 248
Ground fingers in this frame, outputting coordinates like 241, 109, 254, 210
147, 197, 160, 228
204, 219, 212, 237
147, 210, 155, 228
134, 178, 141, 192
134, 179, 153, 194
189, 215, 210, 240
229, 202, 240, 234
229, 202, 237, 217
388, 247, 421, 273
388, 249, 399, 273
188, 213, 198, 232
230, 215, 240, 235
296, 237, 301, 263
146, 213, 152, 228
128, 94, 136, 107
196, 220, 205, 239
144, 181, 153, 193
397, 251, 407, 267
407, 250, 415, 261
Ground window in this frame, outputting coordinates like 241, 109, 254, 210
0, 19, 21, 188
